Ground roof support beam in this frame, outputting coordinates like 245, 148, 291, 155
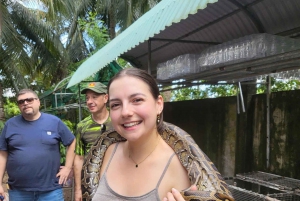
146, 38, 220, 76
150, 38, 221, 45
227, 0, 265, 33
134, 0, 265, 61
276, 26, 300, 38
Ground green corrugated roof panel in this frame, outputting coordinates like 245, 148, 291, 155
67, 0, 218, 88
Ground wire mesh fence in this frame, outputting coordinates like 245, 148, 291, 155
228, 185, 280, 201
236, 171, 300, 192
268, 193, 300, 201
227, 171, 300, 201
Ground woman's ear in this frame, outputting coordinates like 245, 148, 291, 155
157, 95, 164, 113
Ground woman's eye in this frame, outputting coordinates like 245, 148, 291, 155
133, 98, 143, 103
110, 103, 119, 109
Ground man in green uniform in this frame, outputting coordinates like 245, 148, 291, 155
73, 82, 112, 201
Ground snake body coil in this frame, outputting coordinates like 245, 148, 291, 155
82, 122, 234, 201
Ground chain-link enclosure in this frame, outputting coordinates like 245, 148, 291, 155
225, 172, 300, 201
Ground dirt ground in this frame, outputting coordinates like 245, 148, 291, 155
2, 172, 74, 201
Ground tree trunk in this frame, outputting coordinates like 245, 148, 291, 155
0, 83, 6, 121
108, 2, 116, 39
0, 8, 2, 37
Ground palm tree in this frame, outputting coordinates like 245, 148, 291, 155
69, 0, 161, 40
0, 0, 90, 119
0, 0, 96, 90
0, 0, 161, 120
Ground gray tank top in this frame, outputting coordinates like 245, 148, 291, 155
92, 143, 175, 201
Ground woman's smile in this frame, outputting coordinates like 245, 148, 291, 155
123, 121, 142, 128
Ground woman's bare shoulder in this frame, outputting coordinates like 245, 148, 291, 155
157, 144, 191, 199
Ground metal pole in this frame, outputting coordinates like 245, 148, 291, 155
70, 84, 83, 201
236, 83, 240, 114
238, 82, 245, 113
148, 39, 152, 75
78, 84, 82, 121
266, 76, 271, 169
55, 94, 58, 108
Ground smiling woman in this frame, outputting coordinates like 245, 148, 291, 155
81, 68, 234, 201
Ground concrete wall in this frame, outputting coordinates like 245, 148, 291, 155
163, 97, 237, 177
251, 91, 300, 179
163, 90, 300, 179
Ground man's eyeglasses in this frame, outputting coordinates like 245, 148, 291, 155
17, 98, 38, 105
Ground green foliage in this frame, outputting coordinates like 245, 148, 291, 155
78, 12, 109, 52
59, 142, 66, 165
172, 84, 236, 101
116, 58, 128, 67
0, 121, 5, 133
62, 119, 75, 133
68, 60, 85, 73
257, 78, 300, 94
4, 99, 20, 119
116, 57, 132, 68
60, 119, 75, 165
172, 86, 208, 101
208, 85, 236, 97
172, 78, 300, 101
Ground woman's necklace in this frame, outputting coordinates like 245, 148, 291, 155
129, 137, 160, 168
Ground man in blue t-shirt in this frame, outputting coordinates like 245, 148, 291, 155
0, 89, 76, 201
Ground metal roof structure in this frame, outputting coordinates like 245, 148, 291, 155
68, 0, 300, 88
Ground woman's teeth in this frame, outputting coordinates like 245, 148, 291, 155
123, 121, 140, 127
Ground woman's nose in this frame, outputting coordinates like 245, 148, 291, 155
121, 104, 133, 117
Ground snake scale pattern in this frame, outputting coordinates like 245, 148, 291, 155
82, 121, 235, 201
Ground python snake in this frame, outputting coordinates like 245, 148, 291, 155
81, 121, 235, 201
